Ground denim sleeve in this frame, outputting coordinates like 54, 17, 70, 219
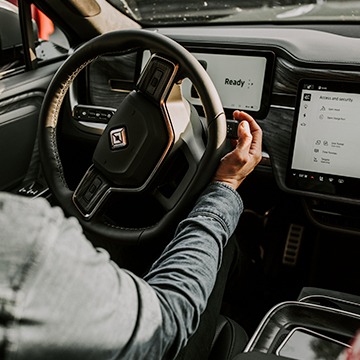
0, 182, 242, 360
145, 181, 243, 358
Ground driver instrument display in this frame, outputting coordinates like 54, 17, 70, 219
181, 48, 274, 119
287, 79, 360, 199
141, 48, 274, 119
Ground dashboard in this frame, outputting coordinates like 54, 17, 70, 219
70, 25, 360, 232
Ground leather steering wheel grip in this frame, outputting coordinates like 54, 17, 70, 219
39, 29, 227, 244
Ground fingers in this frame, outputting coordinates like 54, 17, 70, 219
236, 119, 252, 153
234, 111, 262, 163
234, 111, 262, 140
212, 111, 263, 190
238, 119, 251, 139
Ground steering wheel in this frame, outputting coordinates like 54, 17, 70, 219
39, 29, 227, 245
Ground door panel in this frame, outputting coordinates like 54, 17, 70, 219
0, 61, 64, 191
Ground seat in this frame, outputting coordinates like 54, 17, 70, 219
209, 315, 249, 360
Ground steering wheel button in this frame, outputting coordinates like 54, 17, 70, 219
151, 78, 158, 87
147, 69, 164, 95
83, 177, 103, 202
154, 69, 163, 81
93, 177, 102, 188
83, 191, 93, 202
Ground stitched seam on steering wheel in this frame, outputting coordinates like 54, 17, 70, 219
103, 219, 152, 231
49, 127, 67, 188
48, 58, 96, 187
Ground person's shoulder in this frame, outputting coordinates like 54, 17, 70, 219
0, 191, 54, 217
0, 192, 67, 244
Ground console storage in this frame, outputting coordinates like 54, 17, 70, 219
239, 289, 360, 359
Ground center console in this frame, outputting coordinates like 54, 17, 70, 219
234, 288, 360, 359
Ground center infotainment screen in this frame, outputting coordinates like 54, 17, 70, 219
287, 79, 360, 199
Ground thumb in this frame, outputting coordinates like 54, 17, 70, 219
237, 121, 252, 150
238, 120, 250, 136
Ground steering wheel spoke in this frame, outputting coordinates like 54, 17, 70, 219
73, 166, 111, 219
137, 54, 179, 104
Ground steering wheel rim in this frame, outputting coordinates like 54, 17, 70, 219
39, 29, 227, 244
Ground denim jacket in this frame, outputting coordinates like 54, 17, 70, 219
0, 181, 243, 359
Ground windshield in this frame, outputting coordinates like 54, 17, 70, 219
107, 0, 360, 26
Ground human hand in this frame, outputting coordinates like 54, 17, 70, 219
338, 329, 360, 359
213, 111, 262, 190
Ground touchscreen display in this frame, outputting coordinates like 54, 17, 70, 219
287, 79, 360, 199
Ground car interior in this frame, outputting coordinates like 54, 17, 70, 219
2, 0, 360, 359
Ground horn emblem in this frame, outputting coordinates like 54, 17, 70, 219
110, 128, 127, 150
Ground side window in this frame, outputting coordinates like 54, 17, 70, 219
0, 0, 69, 78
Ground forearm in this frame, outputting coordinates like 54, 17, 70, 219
145, 181, 243, 357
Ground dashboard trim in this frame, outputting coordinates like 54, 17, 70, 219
157, 27, 360, 68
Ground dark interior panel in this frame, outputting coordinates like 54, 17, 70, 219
0, 59, 64, 192
0, 92, 43, 190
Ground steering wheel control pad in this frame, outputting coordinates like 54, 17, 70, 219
137, 55, 178, 104
73, 169, 110, 217
93, 91, 170, 188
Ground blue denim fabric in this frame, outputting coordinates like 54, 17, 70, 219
0, 181, 243, 359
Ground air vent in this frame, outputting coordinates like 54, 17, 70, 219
282, 224, 303, 266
